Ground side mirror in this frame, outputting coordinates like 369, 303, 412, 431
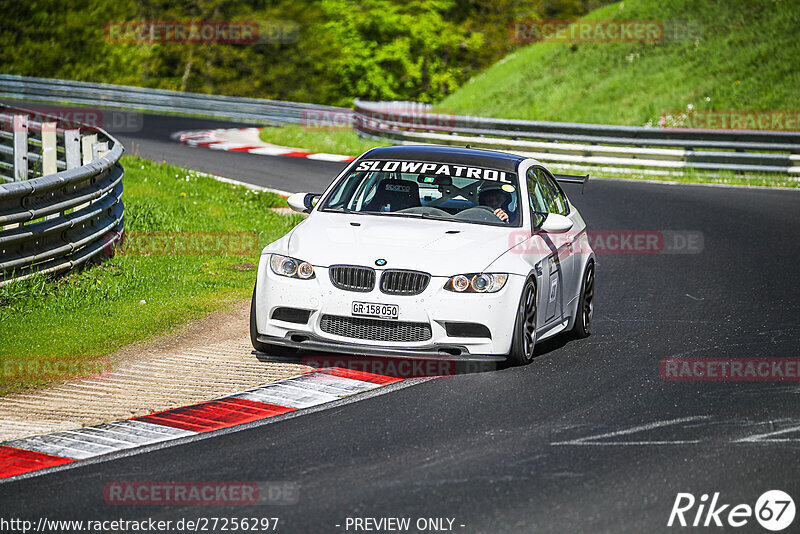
287, 192, 320, 214
539, 213, 573, 234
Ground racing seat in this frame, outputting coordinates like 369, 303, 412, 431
363, 178, 421, 212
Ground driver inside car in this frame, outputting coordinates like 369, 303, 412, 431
478, 183, 514, 223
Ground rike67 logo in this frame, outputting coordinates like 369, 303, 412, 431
668, 490, 795, 531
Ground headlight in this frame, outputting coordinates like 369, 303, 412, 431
445, 273, 508, 293
270, 254, 315, 279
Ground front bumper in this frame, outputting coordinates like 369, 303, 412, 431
254, 258, 524, 359
256, 333, 506, 361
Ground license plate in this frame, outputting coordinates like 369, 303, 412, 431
352, 301, 399, 320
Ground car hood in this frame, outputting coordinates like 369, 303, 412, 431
283, 212, 518, 276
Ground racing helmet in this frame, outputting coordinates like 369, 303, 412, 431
478, 181, 512, 207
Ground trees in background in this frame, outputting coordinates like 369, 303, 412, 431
0, 0, 606, 105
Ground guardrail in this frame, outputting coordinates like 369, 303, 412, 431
0, 104, 124, 285
0, 74, 348, 126
2, 75, 797, 175
353, 100, 800, 175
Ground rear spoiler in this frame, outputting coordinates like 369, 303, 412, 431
554, 173, 589, 194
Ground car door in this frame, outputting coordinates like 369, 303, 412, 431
526, 167, 570, 325
541, 167, 583, 308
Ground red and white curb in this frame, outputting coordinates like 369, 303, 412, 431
175, 127, 356, 163
0, 368, 400, 480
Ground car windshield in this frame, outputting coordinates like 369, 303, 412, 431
320, 159, 521, 227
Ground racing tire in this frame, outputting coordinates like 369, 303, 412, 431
572, 261, 594, 339
507, 277, 537, 366
250, 285, 298, 358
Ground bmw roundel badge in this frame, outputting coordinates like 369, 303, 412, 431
375, 259, 387, 266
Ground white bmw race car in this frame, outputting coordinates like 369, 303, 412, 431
250, 146, 595, 365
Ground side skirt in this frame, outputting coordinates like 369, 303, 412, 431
537, 317, 570, 341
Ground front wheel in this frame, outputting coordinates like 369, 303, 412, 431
572, 261, 594, 339
507, 278, 537, 366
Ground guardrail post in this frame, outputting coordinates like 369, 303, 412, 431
73, 133, 99, 212
81, 133, 97, 165
13, 114, 28, 181
92, 141, 109, 160
41, 121, 58, 175
89, 141, 110, 205
41, 121, 59, 220
64, 129, 81, 169
60, 129, 82, 218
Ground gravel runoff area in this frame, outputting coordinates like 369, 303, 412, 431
0, 300, 312, 442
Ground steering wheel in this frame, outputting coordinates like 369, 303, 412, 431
474, 204, 509, 223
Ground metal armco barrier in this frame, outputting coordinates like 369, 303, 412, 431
0, 74, 348, 126
0, 104, 124, 285
2, 75, 797, 175
353, 100, 800, 175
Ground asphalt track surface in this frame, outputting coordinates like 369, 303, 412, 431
2, 105, 800, 533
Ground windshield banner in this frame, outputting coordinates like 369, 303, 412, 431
354, 160, 513, 183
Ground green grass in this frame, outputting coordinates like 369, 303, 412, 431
439, 0, 800, 126
0, 155, 305, 395
259, 124, 393, 155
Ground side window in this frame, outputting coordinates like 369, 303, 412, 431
526, 168, 548, 227
538, 169, 568, 215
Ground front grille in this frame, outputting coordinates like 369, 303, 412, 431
320, 315, 432, 342
379, 270, 430, 296
329, 265, 375, 292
